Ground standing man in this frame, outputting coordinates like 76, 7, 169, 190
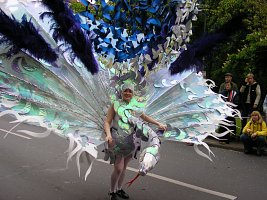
240, 73, 261, 129
219, 73, 238, 93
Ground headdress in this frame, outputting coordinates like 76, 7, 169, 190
121, 83, 134, 92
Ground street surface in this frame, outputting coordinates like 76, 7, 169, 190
1, 116, 267, 200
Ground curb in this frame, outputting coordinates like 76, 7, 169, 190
205, 139, 243, 152
205, 139, 267, 155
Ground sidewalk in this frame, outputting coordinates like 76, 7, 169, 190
204, 137, 243, 152
204, 137, 267, 155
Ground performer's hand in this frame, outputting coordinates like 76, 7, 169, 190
253, 104, 257, 109
157, 123, 167, 131
105, 135, 113, 146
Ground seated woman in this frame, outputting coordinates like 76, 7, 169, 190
240, 111, 267, 156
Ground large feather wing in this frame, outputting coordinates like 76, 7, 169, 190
145, 69, 240, 159
0, 1, 112, 179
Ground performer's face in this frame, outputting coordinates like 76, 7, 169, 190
122, 89, 133, 102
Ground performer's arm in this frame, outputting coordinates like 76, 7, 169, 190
104, 104, 115, 145
140, 113, 167, 131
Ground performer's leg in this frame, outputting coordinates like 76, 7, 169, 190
116, 154, 131, 199
117, 154, 132, 190
110, 155, 124, 192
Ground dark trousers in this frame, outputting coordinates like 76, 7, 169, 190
219, 116, 236, 143
240, 134, 266, 150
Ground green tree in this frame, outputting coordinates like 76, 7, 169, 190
69, 1, 85, 13
194, 0, 267, 100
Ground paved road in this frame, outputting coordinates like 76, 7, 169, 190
1, 117, 267, 200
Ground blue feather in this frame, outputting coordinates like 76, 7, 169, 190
0, 10, 57, 63
169, 33, 225, 75
40, 0, 98, 74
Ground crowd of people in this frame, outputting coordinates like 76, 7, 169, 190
218, 72, 267, 156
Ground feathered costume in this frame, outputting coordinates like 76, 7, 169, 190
0, 0, 240, 181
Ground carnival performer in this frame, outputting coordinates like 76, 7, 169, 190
104, 83, 166, 200
0, 1, 241, 199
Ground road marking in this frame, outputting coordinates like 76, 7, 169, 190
97, 159, 237, 200
0, 128, 32, 139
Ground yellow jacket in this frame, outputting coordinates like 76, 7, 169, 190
242, 120, 267, 137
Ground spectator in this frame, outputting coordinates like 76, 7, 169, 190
263, 95, 267, 123
219, 82, 238, 144
239, 73, 261, 129
240, 111, 267, 156
219, 73, 238, 93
